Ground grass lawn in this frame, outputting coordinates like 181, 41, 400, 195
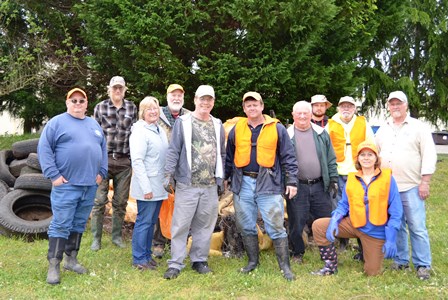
0, 136, 447, 299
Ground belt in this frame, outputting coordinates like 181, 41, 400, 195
298, 177, 323, 185
243, 171, 258, 179
109, 152, 128, 160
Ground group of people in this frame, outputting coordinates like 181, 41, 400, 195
37, 76, 437, 284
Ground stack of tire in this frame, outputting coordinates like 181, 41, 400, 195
0, 138, 52, 239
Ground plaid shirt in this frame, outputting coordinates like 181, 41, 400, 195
93, 98, 137, 155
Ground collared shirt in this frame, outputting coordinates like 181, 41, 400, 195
375, 115, 437, 192
93, 98, 138, 155
326, 113, 375, 175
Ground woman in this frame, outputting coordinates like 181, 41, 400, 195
129, 96, 168, 270
311, 141, 403, 276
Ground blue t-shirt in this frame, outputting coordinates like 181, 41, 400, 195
38, 112, 108, 185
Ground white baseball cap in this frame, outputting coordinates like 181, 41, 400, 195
338, 96, 356, 106
195, 85, 215, 98
109, 76, 126, 87
387, 91, 408, 103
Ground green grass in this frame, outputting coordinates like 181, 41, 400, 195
1, 135, 447, 299
0, 133, 40, 151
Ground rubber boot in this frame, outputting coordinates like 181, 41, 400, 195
353, 238, 364, 262
273, 237, 295, 281
90, 213, 103, 251
240, 235, 259, 273
111, 214, 125, 248
46, 237, 67, 285
64, 232, 88, 274
311, 243, 338, 276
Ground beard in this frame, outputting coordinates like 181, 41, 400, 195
313, 111, 325, 118
168, 102, 183, 113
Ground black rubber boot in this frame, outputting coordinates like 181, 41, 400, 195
64, 232, 88, 274
90, 213, 103, 251
240, 235, 259, 273
353, 238, 364, 262
111, 215, 125, 248
311, 243, 338, 276
46, 237, 67, 285
273, 237, 295, 281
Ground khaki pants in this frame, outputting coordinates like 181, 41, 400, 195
313, 217, 385, 276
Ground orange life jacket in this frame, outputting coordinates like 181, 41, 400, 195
345, 168, 391, 228
328, 116, 367, 163
234, 115, 279, 168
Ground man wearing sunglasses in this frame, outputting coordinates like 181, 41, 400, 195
90, 76, 138, 250
38, 88, 108, 284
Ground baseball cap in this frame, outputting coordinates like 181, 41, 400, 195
66, 88, 87, 101
357, 141, 378, 156
311, 94, 332, 108
387, 91, 407, 103
167, 84, 184, 94
338, 96, 356, 106
109, 76, 126, 87
195, 85, 215, 98
242, 91, 262, 103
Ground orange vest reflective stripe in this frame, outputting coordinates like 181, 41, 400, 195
234, 115, 279, 168
328, 116, 367, 163
345, 168, 391, 228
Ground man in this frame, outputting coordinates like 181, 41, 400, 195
375, 91, 437, 280
162, 85, 225, 280
90, 76, 138, 250
327, 96, 374, 254
152, 83, 190, 258
286, 101, 338, 264
225, 91, 298, 281
38, 88, 107, 284
311, 94, 332, 127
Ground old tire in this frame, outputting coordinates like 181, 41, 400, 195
12, 138, 39, 159
0, 189, 52, 235
0, 179, 9, 199
26, 153, 41, 171
0, 150, 16, 187
20, 166, 42, 176
8, 158, 28, 178
14, 173, 52, 192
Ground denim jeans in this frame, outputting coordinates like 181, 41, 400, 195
395, 187, 431, 268
286, 181, 332, 256
48, 184, 97, 238
233, 175, 286, 240
132, 200, 162, 264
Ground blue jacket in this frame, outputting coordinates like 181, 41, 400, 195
225, 122, 298, 196
334, 170, 403, 239
129, 120, 168, 201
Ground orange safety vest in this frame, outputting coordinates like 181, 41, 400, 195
234, 115, 279, 168
328, 116, 367, 163
345, 168, 391, 228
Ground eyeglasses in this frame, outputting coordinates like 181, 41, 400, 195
339, 104, 355, 109
69, 98, 86, 104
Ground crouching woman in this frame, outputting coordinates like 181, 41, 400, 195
129, 96, 168, 270
311, 141, 403, 276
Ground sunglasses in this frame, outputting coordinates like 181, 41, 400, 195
69, 98, 86, 104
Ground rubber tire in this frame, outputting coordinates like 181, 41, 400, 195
0, 189, 52, 235
8, 158, 28, 178
20, 166, 42, 176
14, 173, 52, 192
0, 179, 9, 199
26, 153, 42, 171
12, 138, 39, 159
0, 150, 16, 187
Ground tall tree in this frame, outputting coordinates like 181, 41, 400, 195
360, 0, 448, 126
